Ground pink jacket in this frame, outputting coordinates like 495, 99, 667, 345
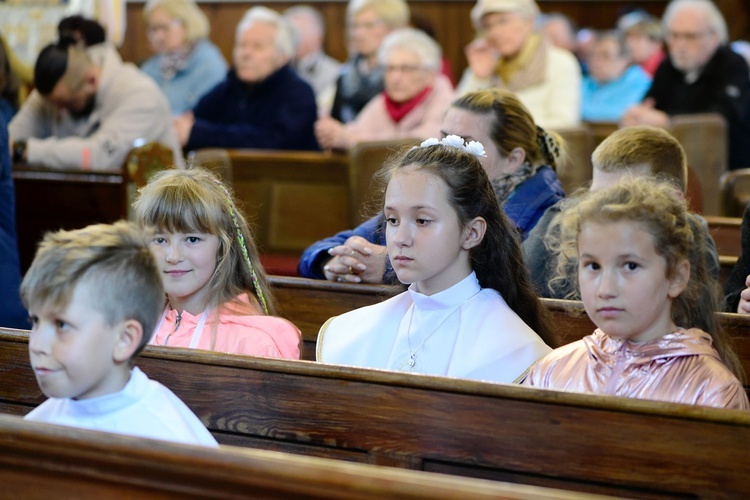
345, 74, 454, 143
523, 328, 749, 410
151, 295, 300, 359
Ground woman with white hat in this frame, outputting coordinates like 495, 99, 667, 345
457, 0, 581, 128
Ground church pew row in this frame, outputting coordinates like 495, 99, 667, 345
268, 277, 750, 379
0, 415, 591, 500
706, 215, 742, 257
1, 328, 748, 499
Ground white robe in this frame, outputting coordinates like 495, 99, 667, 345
317, 272, 552, 383
25, 366, 218, 447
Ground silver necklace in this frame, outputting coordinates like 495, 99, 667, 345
401, 290, 482, 370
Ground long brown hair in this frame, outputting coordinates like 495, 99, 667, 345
377, 143, 559, 348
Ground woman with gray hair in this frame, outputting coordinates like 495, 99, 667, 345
141, 0, 227, 115
315, 28, 454, 151
457, 0, 581, 128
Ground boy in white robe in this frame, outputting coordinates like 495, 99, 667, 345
21, 221, 217, 447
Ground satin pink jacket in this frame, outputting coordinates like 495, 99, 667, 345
151, 295, 300, 360
523, 328, 749, 410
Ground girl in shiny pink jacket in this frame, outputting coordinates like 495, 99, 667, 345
524, 178, 748, 410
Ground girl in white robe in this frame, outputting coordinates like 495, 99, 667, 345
317, 136, 559, 383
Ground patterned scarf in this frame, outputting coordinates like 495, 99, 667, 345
491, 161, 541, 205
160, 43, 195, 81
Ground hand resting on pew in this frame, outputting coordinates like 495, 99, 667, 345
323, 235, 387, 283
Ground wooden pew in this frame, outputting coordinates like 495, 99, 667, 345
706, 215, 742, 257
269, 276, 750, 375
12, 165, 126, 274
2, 328, 749, 498
0, 415, 579, 500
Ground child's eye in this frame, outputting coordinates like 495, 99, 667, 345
152, 236, 167, 245
186, 236, 202, 244
582, 261, 600, 271
54, 319, 69, 330
624, 261, 639, 271
385, 217, 398, 226
415, 218, 431, 226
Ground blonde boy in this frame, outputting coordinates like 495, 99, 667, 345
21, 221, 217, 447
524, 125, 718, 297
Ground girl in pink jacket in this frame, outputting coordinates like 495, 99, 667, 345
523, 177, 748, 410
134, 167, 300, 359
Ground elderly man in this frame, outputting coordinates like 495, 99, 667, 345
9, 40, 181, 171
173, 6, 318, 151
622, 0, 750, 170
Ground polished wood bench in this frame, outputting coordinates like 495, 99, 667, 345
269, 276, 750, 374
2, 328, 748, 498
12, 166, 126, 273
1, 414, 577, 499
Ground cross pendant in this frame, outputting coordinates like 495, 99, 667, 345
408, 356, 415, 367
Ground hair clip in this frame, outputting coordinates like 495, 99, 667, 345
416, 135, 487, 158
535, 126, 560, 169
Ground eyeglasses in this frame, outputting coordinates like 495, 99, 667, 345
667, 30, 710, 43
384, 64, 426, 74
147, 19, 182, 37
350, 19, 385, 31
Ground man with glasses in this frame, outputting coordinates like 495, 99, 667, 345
622, 0, 750, 170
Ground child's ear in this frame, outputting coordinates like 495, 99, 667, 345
113, 319, 144, 363
668, 259, 690, 298
462, 216, 487, 251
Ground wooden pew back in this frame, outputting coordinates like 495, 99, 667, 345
267, 277, 750, 385
226, 150, 351, 257
2, 328, 749, 498
1, 414, 570, 500
12, 167, 126, 273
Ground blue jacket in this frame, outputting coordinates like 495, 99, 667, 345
187, 64, 319, 151
297, 166, 565, 279
141, 39, 227, 115
581, 65, 652, 122
0, 116, 29, 329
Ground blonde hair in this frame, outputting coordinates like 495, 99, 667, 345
346, 0, 410, 30
133, 167, 276, 322
451, 88, 565, 169
143, 0, 210, 42
592, 126, 688, 193
20, 221, 164, 359
551, 177, 743, 381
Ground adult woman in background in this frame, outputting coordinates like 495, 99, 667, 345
141, 0, 227, 115
457, 0, 580, 129
329, 0, 410, 123
299, 88, 565, 283
315, 29, 454, 151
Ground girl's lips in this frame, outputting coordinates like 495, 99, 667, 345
393, 256, 413, 261
165, 270, 190, 276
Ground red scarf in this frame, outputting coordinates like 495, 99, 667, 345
384, 86, 433, 124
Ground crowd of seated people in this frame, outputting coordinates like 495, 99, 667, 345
2, 1, 750, 455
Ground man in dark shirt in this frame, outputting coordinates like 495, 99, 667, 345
173, 6, 319, 151
622, 0, 750, 170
